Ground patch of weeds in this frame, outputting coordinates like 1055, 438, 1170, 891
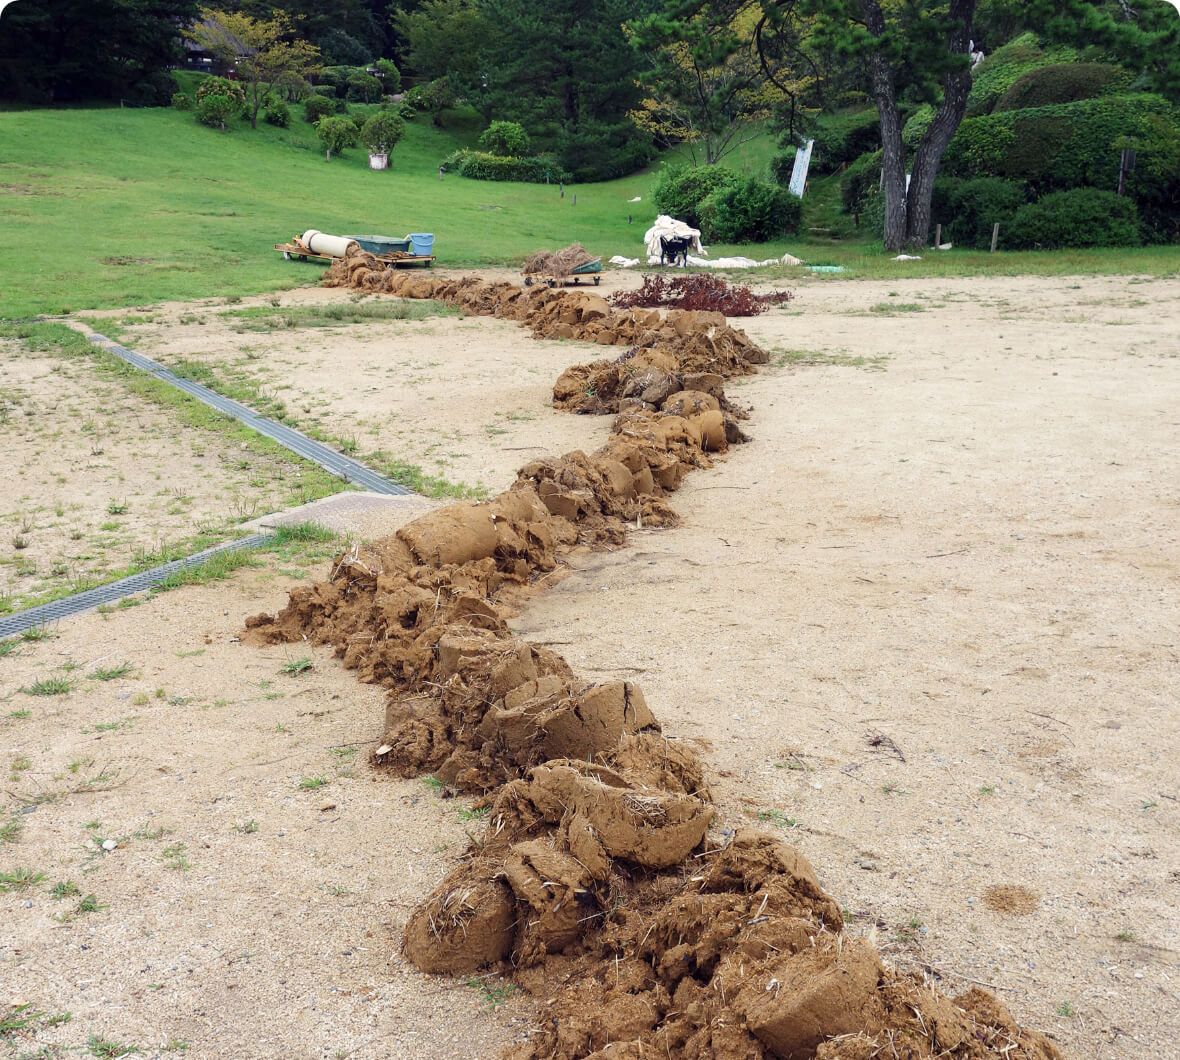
87, 1034, 139, 1057
220, 300, 460, 331
1115, 928, 1135, 942
0, 638, 20, 658
421, 775, 446, 794
752, 809, 798, 829
869, 302, 924, 314
979, 785, 995, 795
160, 843, 190, 871
8, 708, 31, 719
133, 825, 168, 841
105, 499, 129, 515
772, 349, 888, 371
0, 1003, 45, 1037
0, 810, 24, 845
75, 894, 107, 914
457, 805, 490, 823
465, 976, 518, 1010
20, 675, 72, 696
152, 547, 261, 592
132, 693, 149, 706
19, 624, 55, 642
90, 661, 133, 681
298, 776, 328, 791
281, 656, 313, 676
0, 867, 46, 893
50, 880, 81, 900
1056, 1002, 1075, 1018
234, 819, 259, 834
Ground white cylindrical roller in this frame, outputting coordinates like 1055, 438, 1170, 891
300, 230, 357, 257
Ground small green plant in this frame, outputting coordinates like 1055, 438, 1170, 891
106, 499, 129, 515
91, 661, 133, 681
457, 806, 490, 823
19, 624, 54, 642
50, 880, 82, 900
8, 708, 30, 719
0, 638, 19, 658
87, 1033, 139, 1056
1, 811, 26, 844
75, 894, 107, 914
979, 785, 995, 795
235, 819, 259, 834
1, 1003, 45, 1036
281, 656, 314, 676
1115, 928, 1135, 942
421, 776, 445, 793
20, 675, 72, 696
1057, 1002, 1075, 1018
753, 809, 798, 829
161, 843, 190, 871
465, 976, 518, 1009
298, 776, 328, 791
0, 867, 46, 892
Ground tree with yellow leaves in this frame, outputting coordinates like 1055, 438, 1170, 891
189, 9, 321, 130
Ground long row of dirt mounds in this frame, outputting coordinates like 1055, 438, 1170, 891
242, 247, 1060, 1059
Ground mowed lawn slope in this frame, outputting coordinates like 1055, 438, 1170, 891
1, 107, 665, 317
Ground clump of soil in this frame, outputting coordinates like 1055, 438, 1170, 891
983, 884, 1040, 916
242, 261, 1061, 1059
523, 243, 598, 277
611, 272, 793, 316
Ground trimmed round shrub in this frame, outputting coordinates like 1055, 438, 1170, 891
195, 76, 244, 108
479, 120, 530, 157
445, 149, 569, 183
995, 63, 1129, 113
263, 99, 291, 127
841, 150, 882, 216
813, 109, 880, 174
966, 32, 1079, 117
317, 115, 359, 158
361, 111, 405, 154
653, 165, 740, 230
903, 104, 935, 150
374, 59, 402, 94
698, 177, 802, 243
346, 72, 383, 103
196, 91, 239, 130
171, 92, 193, 111
770, 148, 797, 187
303, 94, 336, 124
1004, 188, 1141, 248
932, 176, 1027, 248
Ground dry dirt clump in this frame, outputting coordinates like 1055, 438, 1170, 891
240, 264, 1061, 1059
523, 243, 598, 276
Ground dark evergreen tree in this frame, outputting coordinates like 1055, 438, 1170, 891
0, 0, 199, 104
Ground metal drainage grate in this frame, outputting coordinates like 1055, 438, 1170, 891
83, 330, 412, 496
0, 533, 272, 639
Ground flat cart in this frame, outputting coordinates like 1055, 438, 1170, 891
273, 237, 434, 268
523, 257, 602, 287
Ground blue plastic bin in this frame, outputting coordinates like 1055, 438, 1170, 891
410, 233, 435, 256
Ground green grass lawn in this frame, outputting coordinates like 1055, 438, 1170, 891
2, 105, 1178, 318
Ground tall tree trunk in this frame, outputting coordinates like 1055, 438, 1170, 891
859, 1, 906, 251
905, 0, 976, 246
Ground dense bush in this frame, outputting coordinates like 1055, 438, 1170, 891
317, 115, 358, 159
557, 117, 654, 184
361, 111, 405, 155
194, 77, 244, 109
966, 32, 1078, 116
812, 109, 880, 174
903, 105, 935, 149
196, 91, 239, 130
840, 150, 883, 217
1004, 188, 1141, 248
943, 94, 1180, 201
374, 59, 401, 94
653, 165, 740, 230
698, 176, 802, 243
320, 28, 370, 67
443, 150, 570, 183
996, 63, 1130, 112
346, 72, 383, 103
264, 101, 290, 127
479, 120, 530, 157
931, 176, 1027, 248
171, 92, 193, 111
303, 94, 336, 124
770, 148, 797, 187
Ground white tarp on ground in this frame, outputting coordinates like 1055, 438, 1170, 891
610, 252, 803, 270
643, 215, 705, 258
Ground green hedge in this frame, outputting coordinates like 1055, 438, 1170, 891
996, 63, 1131, 112
653, 165, 739, 230
1004, 188, 1142, 248
443, 149, 569, 183
931, 177, 1028, 248
966, 32, 1078, 116
840, 150, 882, 216
698, 177, 802, 242
943, 94, 1179, 196
812, 109, 880, 174
303, 95, 337, 124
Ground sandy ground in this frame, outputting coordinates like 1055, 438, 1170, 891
2, 268, 1177, 1058
0, 343, 329, 614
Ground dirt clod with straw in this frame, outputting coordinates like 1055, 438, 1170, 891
523, 243, 597, 277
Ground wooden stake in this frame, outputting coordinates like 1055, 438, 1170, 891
990, 222, 1000, 254
934, 224, 941, 247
